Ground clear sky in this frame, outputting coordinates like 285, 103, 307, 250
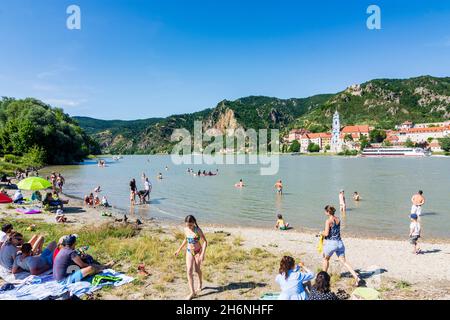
0, 0, 449, 120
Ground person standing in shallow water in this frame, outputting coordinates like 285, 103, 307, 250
339, 190, 346, 216
411, 190, 425, 217
320, 205, 361, 286
174, 215, 208, 300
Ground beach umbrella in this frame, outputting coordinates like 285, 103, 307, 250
0, 193, 13, 203
17, 177, 52, 191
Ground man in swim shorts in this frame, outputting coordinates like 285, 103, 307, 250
411, 190, 425, 216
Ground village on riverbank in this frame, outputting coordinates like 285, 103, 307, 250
284, 109, 450, 155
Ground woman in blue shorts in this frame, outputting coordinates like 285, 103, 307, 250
320, 205, 361, 286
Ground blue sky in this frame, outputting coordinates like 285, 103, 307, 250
0, 0, 449, 120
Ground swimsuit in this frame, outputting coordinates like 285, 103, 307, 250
186, 227, 202, 256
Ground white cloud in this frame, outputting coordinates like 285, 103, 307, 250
44, 98, 87, 108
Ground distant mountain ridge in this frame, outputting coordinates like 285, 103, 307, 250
74, 75, 450, 154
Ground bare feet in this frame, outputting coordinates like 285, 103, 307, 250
186, 292, 196, 300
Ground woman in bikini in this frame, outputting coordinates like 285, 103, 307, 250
174, 215, 208, 300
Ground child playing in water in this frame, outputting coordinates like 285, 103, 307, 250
275, 214, 289, 230
409, 214, 421, 254
353, 192, 360, 201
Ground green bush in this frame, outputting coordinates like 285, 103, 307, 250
289, 140, 300, 153
3, 154, 20, 164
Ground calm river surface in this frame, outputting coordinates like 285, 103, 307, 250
45, 155, 450, 239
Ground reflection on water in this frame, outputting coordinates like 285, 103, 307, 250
44, 155, 450, 239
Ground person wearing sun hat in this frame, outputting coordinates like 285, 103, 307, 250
409, 214, 421, 255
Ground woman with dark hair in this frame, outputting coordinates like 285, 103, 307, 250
275, 256, 314, 300
320, 205, 361, 286
309, 271, 339, 300
174, 215, 208, 300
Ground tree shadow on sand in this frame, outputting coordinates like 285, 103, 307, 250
198, 282, 267, 298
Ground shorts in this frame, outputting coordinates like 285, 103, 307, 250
340, 204, 346, 210
411, 205, 422, 216
410, 235, 420, 245
41, 248, 53, 266
59, 269, 84, 285
323, 240, 346, 258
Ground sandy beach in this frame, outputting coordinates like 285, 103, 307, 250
1, 189, 449, 300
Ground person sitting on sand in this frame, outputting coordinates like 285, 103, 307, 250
0, 188, 8, 195
353, 192, 360, 201
309, 271, 339, 300
275, 256, 314, 300
174, 215, 208, 300
409, 214, 421, 254
12, 189, 24, 204
275, 214, 290, 230
0, 224, 14, 248
53, 235, 113, 284
274, 180, 283, 194
1, 174, 11, 186
52, 236, 66, 262
101, 196, 110, 207
94, 195, 101, 207
12, 241, 57, 275
43, 192, 64, 209
320, 205, 361, 286
84, 193, 94, 207
235, 179, 245, 188
31, 190, 42, 202
55, 209, 67, 223
0, 232, 24, 271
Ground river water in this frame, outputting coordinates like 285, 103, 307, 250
44, 155, 450, 239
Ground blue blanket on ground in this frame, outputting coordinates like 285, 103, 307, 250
0, 268, 133, 300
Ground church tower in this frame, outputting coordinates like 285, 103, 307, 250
331, 110, 341, 152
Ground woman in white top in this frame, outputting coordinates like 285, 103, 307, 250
275, 256, 314, 300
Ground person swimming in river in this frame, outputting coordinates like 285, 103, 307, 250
275, 214, 290, 230
235, 179, 245, 188
93, 186, 101, 193
157, 173, 163, 180
353, 192, 360, 201
275, 180, 283, 194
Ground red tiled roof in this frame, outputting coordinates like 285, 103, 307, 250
399, 126, 449, 134
301, 132, 331, 139
341, 125, 370, 133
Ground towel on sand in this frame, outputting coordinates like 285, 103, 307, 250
0, 266, 133, 300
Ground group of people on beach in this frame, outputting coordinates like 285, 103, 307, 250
84, 185, 110, 208
174, 204, 362, 300
129, 174, 152, 206
48, 172, 65, 193
0, 223, 112, 284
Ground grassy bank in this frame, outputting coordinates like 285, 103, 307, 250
0, 216, 284, 299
